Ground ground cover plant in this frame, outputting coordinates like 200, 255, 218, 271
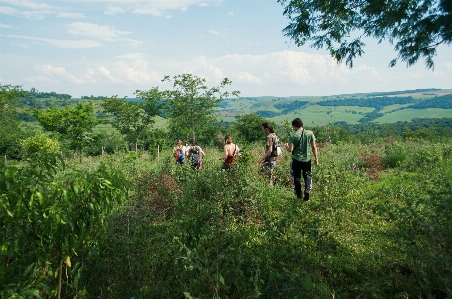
71, 137, 452, 298
2, 84, 452, 298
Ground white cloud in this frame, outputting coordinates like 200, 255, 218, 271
9, 40, 29, 48
57, 12, 86, 18
227, 11, 233, 16
1, 34, 103, 48
132, 0, 218, 16
98, 66, 115, 81
115, 52, 147, 60
34, 64, 84, 84
0, 5, 54, 19
0, 0, 54, 10
67, 22, 131, 40
231, 72, 261, 85
65, 22, 144, 45
208, 30, 219, 35
25, 75, 57, 84
116, 59, 162, 84
0, 5, 19, 15
104, 6, 125, 16
0, 22, 12, 28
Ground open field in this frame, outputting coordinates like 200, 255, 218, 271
22, 89, 452, 129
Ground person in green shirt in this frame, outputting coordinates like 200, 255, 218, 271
284, 118, 319, 201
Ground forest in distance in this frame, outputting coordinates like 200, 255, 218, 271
18, 87, 452, 127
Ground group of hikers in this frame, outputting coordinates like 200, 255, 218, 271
173, 117, 318, 201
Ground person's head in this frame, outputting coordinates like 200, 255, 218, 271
261, 122, 274, 134
291, 118, 303, 129
224, 135, 232, 144
189, 138, 196, 145
176, 139, 182, 146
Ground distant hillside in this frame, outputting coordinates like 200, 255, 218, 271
218, 89, 452, 126
19, 88, 452, 127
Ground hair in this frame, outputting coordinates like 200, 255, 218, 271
291, 118, 303, 128
224, 135, 232, 144
262, 122, 275, 133
189, 138, 196, 145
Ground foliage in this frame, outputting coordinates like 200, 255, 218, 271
101, 95, 162, 152
0, 84, 27, 158
232, 113, 269, 144
74, 137, 452, 298
317, 96, 415, 108
20, 132, 60, 156
409, 93, 452, 109
0, 152, 129, 298
162, 74, 240, 144
34, 102, 99, 161
83, 130, 125, 156
26, 88, 72, 100
278, 0, 452, 68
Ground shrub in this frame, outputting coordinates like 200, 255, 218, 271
20, 132, 60, 156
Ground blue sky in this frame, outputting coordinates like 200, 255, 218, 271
1, 0, 451, 98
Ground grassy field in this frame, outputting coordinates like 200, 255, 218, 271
25, 89, 452, 130
375, 108, 452, 123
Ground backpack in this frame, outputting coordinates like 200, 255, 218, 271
272, 134, 282, 156
191, 146, 201, 165
174, 147, 184, 161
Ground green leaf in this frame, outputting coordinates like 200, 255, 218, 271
303, 274, 313, 291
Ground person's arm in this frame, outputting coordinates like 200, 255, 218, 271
285, 135, 294, 152
285, 143, 294, 152
199, 146, 205, 158
311, 141, 319, 166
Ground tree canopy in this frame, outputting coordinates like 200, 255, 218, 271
278, 0, 452, 69
162, 74, 239, 145
101, 92, 163, 152
34, 102, 99, 162
0, 84, 27, 157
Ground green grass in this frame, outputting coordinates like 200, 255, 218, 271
69, 138, 452, 298
374, 108, 452, 123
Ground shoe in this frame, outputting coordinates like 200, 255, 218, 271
303, 192, 310, 201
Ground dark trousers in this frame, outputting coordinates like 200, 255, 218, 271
290, 159, 312, 198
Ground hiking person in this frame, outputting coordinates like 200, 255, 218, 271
187, 138, 205, 170
260, 122, 279, 182
173, 139, 187, 165
284, 118, 318, 201
221, 134, 239, 170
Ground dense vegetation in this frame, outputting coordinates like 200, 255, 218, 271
1, 83, 452, 298
3, 133, 451, 298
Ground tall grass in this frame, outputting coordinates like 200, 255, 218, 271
70, 139, 452, 298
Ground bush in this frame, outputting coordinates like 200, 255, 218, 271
20, 132, 60, 157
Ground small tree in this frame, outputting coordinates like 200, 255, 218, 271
0, 84, 27, 158
34, 102, 99, 163
162, 74, 240, 145
233, 113, 270, 144
101, 91, 163, 152
20, 132, 60, 157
